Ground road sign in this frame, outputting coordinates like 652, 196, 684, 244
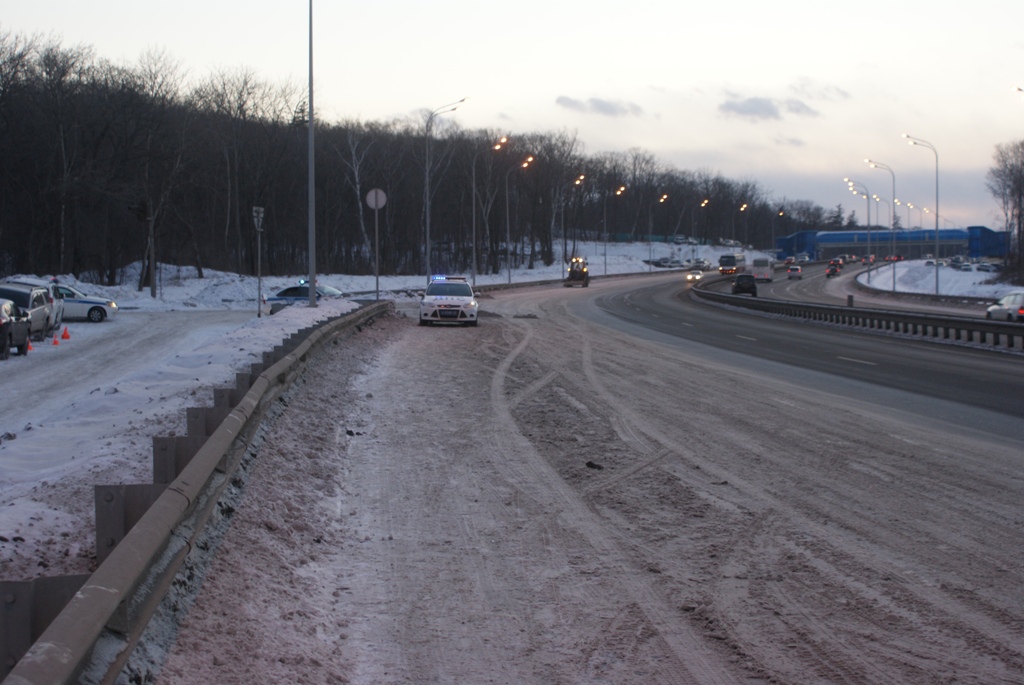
366, 189, 387, 210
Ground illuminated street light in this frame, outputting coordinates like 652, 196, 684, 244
504, 155, 534, 285
424, 97, 468, 277
902, 133, 940, 294
845, 177, 872, 280
603, 185, 626, 275
648, 194, 668, 270
470, 135, 506, 287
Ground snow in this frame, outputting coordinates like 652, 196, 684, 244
0, 244, 1016, 584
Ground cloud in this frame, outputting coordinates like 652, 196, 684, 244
718, 97, 781, 121
717, 95, 820, 122
788, 78, 850, 102
783, 99, 820, 117
555, 96, 644, 117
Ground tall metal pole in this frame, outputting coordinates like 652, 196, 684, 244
423, 98, 466, 279
903, 134, 939, 294
306, 0, 316, 307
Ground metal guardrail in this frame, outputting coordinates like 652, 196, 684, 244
691, 283, 1024, 351
2, 301, 393, 685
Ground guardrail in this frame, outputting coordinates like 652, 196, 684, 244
1, 301, 393, 685
691, 284, 1024, 351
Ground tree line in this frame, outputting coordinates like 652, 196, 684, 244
6, 31, 1017, 289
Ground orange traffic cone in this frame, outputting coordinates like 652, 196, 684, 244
61, 326, 70, 340
52, 334, 59, 346
27, 340, 33, 351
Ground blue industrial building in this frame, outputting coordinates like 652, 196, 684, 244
775, 226, 1008, 261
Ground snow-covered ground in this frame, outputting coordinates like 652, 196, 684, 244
0, 242, 1017, 583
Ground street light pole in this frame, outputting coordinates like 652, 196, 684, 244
470, 136, 505, 288
504, 155, 534, 285
423, 97, 467, 278
603, 185, 626, 275
902, 134, 939, 294
845, 178, 872, 282
648, 194, 667, 270
306, 0, 316, 307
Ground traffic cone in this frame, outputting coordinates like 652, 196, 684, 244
61, 326, 70, 340
27, 340, 33, 351
52, 334, 59, 346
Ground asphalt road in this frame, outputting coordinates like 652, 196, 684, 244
572, 274, 1024, 442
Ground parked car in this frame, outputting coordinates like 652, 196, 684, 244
787, 265, 803, 279
986, 291, 1024, 322
267, 282, 344, 308
418, 275, 479, 326
976, 263, 998, 273
0, 283, 51, 340
731, 274, 757, 297
4, 278, 64, 332
0, 298, 31, 359
52, 283, 119, 322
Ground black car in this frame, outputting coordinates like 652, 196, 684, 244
731, 274, 758, 297
0, 298, 31, 359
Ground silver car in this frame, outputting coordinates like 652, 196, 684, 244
985, 291, 1024, 322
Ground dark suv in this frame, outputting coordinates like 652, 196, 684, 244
731, 274, 758, 297
0, 284, 50, 340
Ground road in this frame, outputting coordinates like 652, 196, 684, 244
135, 273, 1024, 685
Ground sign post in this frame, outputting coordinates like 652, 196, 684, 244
366, 189, 387, 300
252, 206, 265, 316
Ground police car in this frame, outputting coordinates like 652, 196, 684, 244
52, 282, 118, 322
418, 275, 478, 326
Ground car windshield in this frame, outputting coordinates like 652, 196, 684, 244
426, 282, 473, 297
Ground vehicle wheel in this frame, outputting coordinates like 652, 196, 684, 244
0, 335, 9, 360
419, 318, 429, 326
468, 320, 478, 327
87, 307, 106, 323
1008, 315, 1014, 322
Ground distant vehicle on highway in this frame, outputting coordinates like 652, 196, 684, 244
787, 265, 803, 279
564, 257, 590, 287
685, 270, 703, 283
825, 265, 840, 278
751, 257, 775, 281
718, 253, 746, 275
986, 291, 1024, 322
731, 274, 757, 296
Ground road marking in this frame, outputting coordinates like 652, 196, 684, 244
736, 335, 757, 341
837, 356, 877, 366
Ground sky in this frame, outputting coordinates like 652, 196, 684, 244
5, 1, 1024, 230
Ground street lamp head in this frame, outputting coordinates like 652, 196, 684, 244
700, 199, 709, 207
615, 186, 626, 196
659, 194, 668, 203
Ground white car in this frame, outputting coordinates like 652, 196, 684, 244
418, 276, 478, 326
53, 283, 118, 322
685, 270, 702, 282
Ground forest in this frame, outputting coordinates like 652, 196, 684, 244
8, 30, 1019, 289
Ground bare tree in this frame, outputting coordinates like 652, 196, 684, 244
987, 140, 1024, 275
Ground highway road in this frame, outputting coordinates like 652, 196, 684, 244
139, 272, 1024, 685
